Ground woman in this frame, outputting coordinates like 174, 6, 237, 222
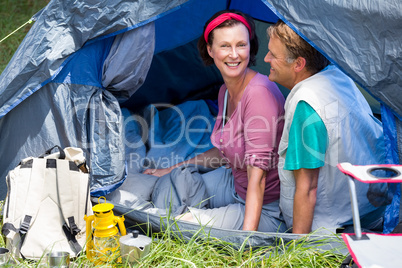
144, 10, 286, 232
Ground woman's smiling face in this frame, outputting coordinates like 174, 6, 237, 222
207, 23, 250, 80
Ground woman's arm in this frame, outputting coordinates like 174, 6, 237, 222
241, 81, 283, 231
143, 147, 226, 177
243, 165, 266, 231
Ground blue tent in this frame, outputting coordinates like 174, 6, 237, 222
0, 0, 401, 243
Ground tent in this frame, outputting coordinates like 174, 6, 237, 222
0, 0, 401, 248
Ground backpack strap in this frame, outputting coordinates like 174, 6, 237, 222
40, 145, 66, 159
18, 158, 47, 254
56, 159, 82, 255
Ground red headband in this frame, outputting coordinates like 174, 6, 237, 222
204, 13, 252, 43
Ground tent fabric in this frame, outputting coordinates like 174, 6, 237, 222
123, 100, 216, 176
382, 105, 402, 232
1, 0, 399, 197
0, 0, 189, 118
261, 0, 402, 120
228, 0, 278, 23
0, 0, 190, 198
154, 0, 227, 53
0, 0, 401, 249
121, 38, 223, 111
102, 22, 155, 102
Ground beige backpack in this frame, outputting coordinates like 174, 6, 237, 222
2, 146, 92, 260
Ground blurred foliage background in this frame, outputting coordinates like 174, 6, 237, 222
0, 0, 49, 73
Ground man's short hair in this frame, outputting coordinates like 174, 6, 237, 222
268, 20, 330, 74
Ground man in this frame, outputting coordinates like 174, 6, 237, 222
264, 20, 388, 234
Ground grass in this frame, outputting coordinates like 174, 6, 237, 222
138, 229, 347, 267
1, 200, 347, 267
0, 0, 50, 73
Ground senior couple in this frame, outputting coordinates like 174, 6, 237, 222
144, 10, 386, 234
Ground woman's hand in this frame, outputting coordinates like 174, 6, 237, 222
143, 148, 224, 178
143, 167, 173, 177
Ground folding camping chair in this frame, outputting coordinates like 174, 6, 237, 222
337, 163, 402, 268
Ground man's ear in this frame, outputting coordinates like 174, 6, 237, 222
294, 57, 307, 73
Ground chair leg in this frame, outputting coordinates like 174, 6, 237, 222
347, 176, 362, 239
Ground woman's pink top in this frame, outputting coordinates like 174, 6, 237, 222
211, 73, 285, 204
